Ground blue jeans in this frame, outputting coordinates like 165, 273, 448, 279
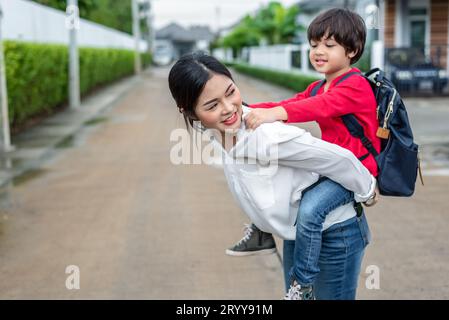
283, 212, 371, 300
290, 178, 354, 287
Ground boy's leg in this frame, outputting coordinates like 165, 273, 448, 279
282, 240, 295, 291
289, 178, 354, 288
225, 223, 276, 256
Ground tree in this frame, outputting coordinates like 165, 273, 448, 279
32, 0, 132, 34
252, 2, 301, 45
221, 15, 261, 56
86, 0, 133, 34
33, 0, 97, 17
218, 2, 303, 55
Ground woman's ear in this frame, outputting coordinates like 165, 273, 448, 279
178, 106, 197, 119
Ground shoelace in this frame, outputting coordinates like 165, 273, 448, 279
284, 284, 302, 300
237, 223, 254, 245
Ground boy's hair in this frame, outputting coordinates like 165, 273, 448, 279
307, 8, 366, 64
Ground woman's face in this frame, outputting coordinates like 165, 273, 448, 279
194, 74, 243, 134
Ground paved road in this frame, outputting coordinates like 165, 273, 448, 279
0, 66, 448, 299
406, 97, 449, 176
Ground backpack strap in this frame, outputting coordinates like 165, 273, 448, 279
310, 80, 326, 96
310, 71, 361, 96
310, 71, 379, 160
341, 115, 379, 158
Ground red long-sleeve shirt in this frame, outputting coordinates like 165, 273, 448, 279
250, 67, 380, 176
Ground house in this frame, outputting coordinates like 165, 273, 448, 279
383, 0, 448, 69
380, 0, 449, 92
153, 23, 215, 65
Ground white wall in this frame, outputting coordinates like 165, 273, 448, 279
212, 48, 233, 62
249, 44, 297, 71
0, 0, 147, 51
371, 40, 385, 69
246, 44, 319, 75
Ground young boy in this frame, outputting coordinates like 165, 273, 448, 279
226, 8, 380, 299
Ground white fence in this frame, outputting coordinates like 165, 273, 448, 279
212, 48, 233, 63
0, 0, 147, 51
371, 40, 384, 69
217, 42, 385, 74
248, 44, 298, 71
246, 44, 319, 75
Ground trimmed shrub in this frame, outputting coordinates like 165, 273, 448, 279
231, 62, 320, 92
3, 40, 152, 128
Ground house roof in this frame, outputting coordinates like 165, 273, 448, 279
156, 23, 215, 42
296, 0, 358, 13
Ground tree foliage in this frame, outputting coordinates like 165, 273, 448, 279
220, 15, 261, 54
32, 0, 133, 34
219, 1, 302, 54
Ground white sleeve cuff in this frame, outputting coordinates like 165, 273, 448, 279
354, 175, 377, 203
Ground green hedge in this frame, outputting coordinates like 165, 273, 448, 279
230, 62, 320, 92
4, 40, 151, 128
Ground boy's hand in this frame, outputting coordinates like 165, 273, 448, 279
244, 107, 288, 130
363, 186, 379, 207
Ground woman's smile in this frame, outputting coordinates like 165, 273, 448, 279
222, 112, 238, 126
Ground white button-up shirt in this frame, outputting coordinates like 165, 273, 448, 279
208, 106, 376, 240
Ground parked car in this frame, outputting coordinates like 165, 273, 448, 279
385, 47, 448, 93
153, 43, 173, 66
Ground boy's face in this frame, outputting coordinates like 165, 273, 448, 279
309, 35, 356, 76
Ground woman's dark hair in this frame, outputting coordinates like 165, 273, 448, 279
168, 51, 234, 129
307, 8, 366, 64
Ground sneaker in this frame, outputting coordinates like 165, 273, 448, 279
283, 281, 315, 300
225, 223, 277, 256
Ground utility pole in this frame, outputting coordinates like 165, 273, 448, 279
132, 0, 142, 74
145, 0, 154, 54
138, 0, 153, 56
67, 0, 80, 109
215, 6, 221, 36
0, 3, 13, 152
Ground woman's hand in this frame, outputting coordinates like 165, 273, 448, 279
244, 106, 288, 130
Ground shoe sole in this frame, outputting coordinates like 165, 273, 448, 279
225, 248, 277, 257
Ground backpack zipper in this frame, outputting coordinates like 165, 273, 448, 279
383, 88, 396, 128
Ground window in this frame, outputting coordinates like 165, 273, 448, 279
410, 20, 425, 48
408, 7, 427, 51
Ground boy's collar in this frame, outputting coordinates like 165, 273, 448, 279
325, 67, 361, 87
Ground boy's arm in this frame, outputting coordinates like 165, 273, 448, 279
281, 77, 370, 123
249, 90, 310, 109
253, 123, 376, 202
246, 76, 371, 129
244, 83, 315, 129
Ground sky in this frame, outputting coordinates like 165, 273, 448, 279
151, 0, 300, 31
